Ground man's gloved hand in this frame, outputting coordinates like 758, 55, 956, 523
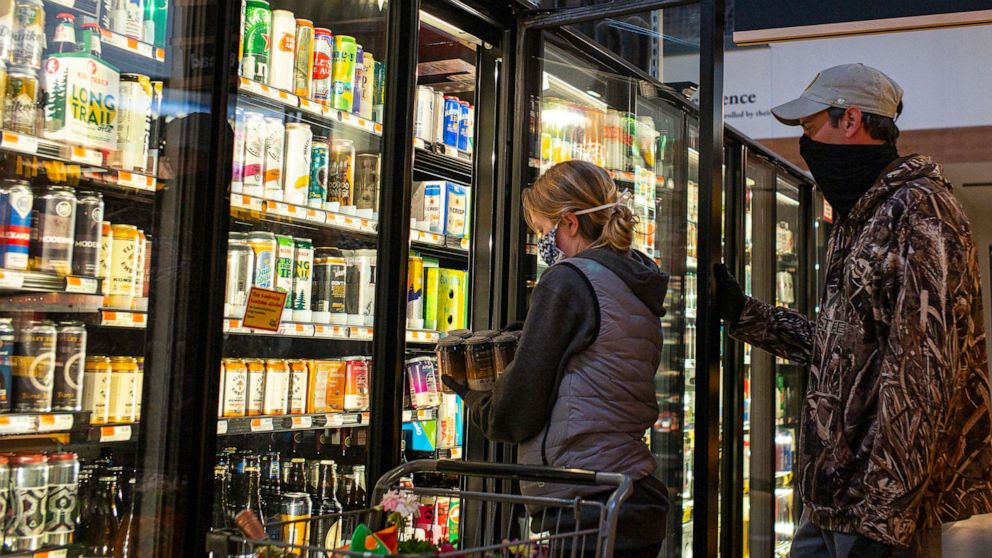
713, 263, 746, 325
441, 375, 470, 398
849, 535, 894, 558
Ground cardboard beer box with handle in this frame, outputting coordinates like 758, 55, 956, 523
42, 52, 120, 151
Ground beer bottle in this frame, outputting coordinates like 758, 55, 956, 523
284, 458, 307, 493
352, 466, 367, 509
52, 13, 78, 53
259, 451, 282, 540
88, 476, 121, 557
242, 466, 265, 523
211, 466, 232, 530
112, 479, 138, 557
79, 22, 103, 59
308, 460, 342, 555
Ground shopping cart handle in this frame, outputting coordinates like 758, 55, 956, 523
379, 459, 628, 488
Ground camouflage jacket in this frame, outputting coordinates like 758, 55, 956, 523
732, 155, 992, 547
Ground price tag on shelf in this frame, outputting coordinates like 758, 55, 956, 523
0, 270, 25, 289
216, 420, 228, 435
101, 311, 138, 328
155, 47, 165, 61
305, 207, 325, 223
339, 111, 354, 126
402, 410, 413, 422
38, 414, 74, 432
278, 322, 314, 337
460, 238, 470, 251
100, 425, 132, 442
325, 414, 344, 428
70, 145, 103, 166
0, 414, 36, 434
65, 276, 98, 294
417, 409, 433, 422
361, 412, 370, 425
449, 447, 463, 459
414, 138, 426, 150
1, 131, 38, 154
314, 324, 347, 338
291, 416, 313, 429
349, 327, 373, 340
250, 417, 274, 432
373, 123, 383, 135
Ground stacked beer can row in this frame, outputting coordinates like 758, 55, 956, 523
414, 85, 475, 154
240, 0, 385, 123
218, 357, 370, 418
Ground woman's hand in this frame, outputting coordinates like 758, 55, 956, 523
441, 375, 470, 397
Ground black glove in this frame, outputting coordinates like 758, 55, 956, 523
850, 535, 894, 558
713, 263, 746, 325
441, 375, 470, 398
501, 321, 524, 333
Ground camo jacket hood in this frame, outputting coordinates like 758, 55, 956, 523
732, 155, 992, 547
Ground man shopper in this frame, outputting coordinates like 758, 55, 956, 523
715, 63, 992, 558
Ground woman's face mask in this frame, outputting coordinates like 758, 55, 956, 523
538, 223, 562, 266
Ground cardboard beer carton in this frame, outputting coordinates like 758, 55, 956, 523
42, 52, 120, 151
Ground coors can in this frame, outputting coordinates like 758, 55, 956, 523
71, 191, 103, 276
53, 322, 86, 411
13, 321, 56, 412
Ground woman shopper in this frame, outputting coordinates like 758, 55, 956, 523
443, 160, 670, 557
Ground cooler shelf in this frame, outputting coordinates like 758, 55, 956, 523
414, 144, 473, 185
237, 78, 383, 138
217, 411, 369, 436
222, 319, 441, 345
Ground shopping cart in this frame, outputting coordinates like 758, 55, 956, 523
207, 459, 634, 558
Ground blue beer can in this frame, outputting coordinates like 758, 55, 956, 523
309, 140, 329, 208
0, 181, 33, 271
442, 96, 460, 147
458, 101, 472, 151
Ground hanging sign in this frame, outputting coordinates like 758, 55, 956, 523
242, 287, 288, 331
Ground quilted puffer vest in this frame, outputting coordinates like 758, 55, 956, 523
519, 257, 661, 500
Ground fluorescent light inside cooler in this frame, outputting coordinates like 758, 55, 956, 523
542, 72, 608, 110
420, 11, 484, 47
775, 192, 800, 206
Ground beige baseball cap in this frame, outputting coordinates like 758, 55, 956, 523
771, 63, 904, 126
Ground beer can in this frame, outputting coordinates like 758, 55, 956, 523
242, 111, 266, 196
353, 153, 379, 213
280, 492, 312, 547
108, 224, 139, 296
45, 452, 79, 545
414, 86, 434, 141
288, 359, 308, 414
241, 0, 271, 83
372, 60, 385, 124
0, 180, 32, 271
0, 456, 8, 536
360, 52, 374, 120
293, 19, 314, 98
311, 247, 347, 324
442, 96, 460, 147
98, 221, 112, 292
221, 358, 248, 417
351, 44, 364, 115
345, 249, 375, 327
71, 192, 103, 277
342, 357, 369, 411
13, 321, 55, 412
0, 318, 14, 411
292, 237, 313, 322
327, 139, 354, 210
53, 322, 85, 411
311, 28, 333, 104
8, 453, 49, 551
83, 356, 111, 424
274, 234, 295, 308
406, 357, 439, 409
109, 356, 137, 422
147, 81, 164, 175
323, 359, 346, 412
407, 255, 424, 329
263, 359, 288, 415
459, 101, 473, 153
262, 116, 286, 200
0, 8, 12, 62
268, 10, 295, 92
231, 107, 246, 191
124, 0, 143, 40
11, 0, 44, 68
245, 358, 265, 416
134, 229, 146, 299
246, 231, 277, 289
306, 360, 330, 413
225, 232, 254, 315
29, 186, 76, 276
134, 356, 143, 420
331, 35, 357, 112
3, 65, 36, 133
308, 138, 328, 208
283, 122, 313, 206
432, 91, 445, 147
117, 73, 153, 172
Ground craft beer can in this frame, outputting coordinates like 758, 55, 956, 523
432, 91, 445, 146
351, 45, 364, 115
360, 52, 374, 120
306, 360, 330, 413
263, 359, 289, 415
1, 181, 32, 271
108, 224, 139, 296
225, 232, 254, 314
83, 356, 111, 424
13, 320, 56, 413
117, 73, 153, 172
221, 358, 248, 417
324, 359, 346, 411
133, 229, 147, 298
312, 247, 347, 324
242, 111, 266, 196
53, 322, 85, 411
241, 0, 271, 83
288, 360, 308, 414
11, 0, 44, 68
459, 101, 473, 153
231, 107, 246, 190
274, 234, 295, 308
353, 154, 379, 213
245, 358, 265, 416
29, 186, 77, 276
282, 122, 312, 206
109, 356, 137, 422
0, 319, 14, 411
268, 10, 296, 91
8, 453, 49, 551
308, 138, 328, 208
342, 357, 369, 411
293, 19, 314, 98
247, 231, 277, 289
327, 139, 354, 210
442, 96, 460, 147
372, 61, 385, 124
407, 255, 424, 329
292, 237, 313, 322
71, 192, 103, 277
262, 116, 285, 199
414, 86, 434, 141
331, 35, 357, 112
44, 452, 79, 545
311, 28, 333, 104
98, 221, 112, 292
280, 492, 312, 547
4, 66, 38, 134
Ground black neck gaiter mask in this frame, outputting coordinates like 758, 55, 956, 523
799, 135, 899, 220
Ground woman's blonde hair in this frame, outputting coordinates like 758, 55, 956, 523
522, 160, 638, 253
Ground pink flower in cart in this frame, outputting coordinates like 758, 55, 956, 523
380, 490, 421, 519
